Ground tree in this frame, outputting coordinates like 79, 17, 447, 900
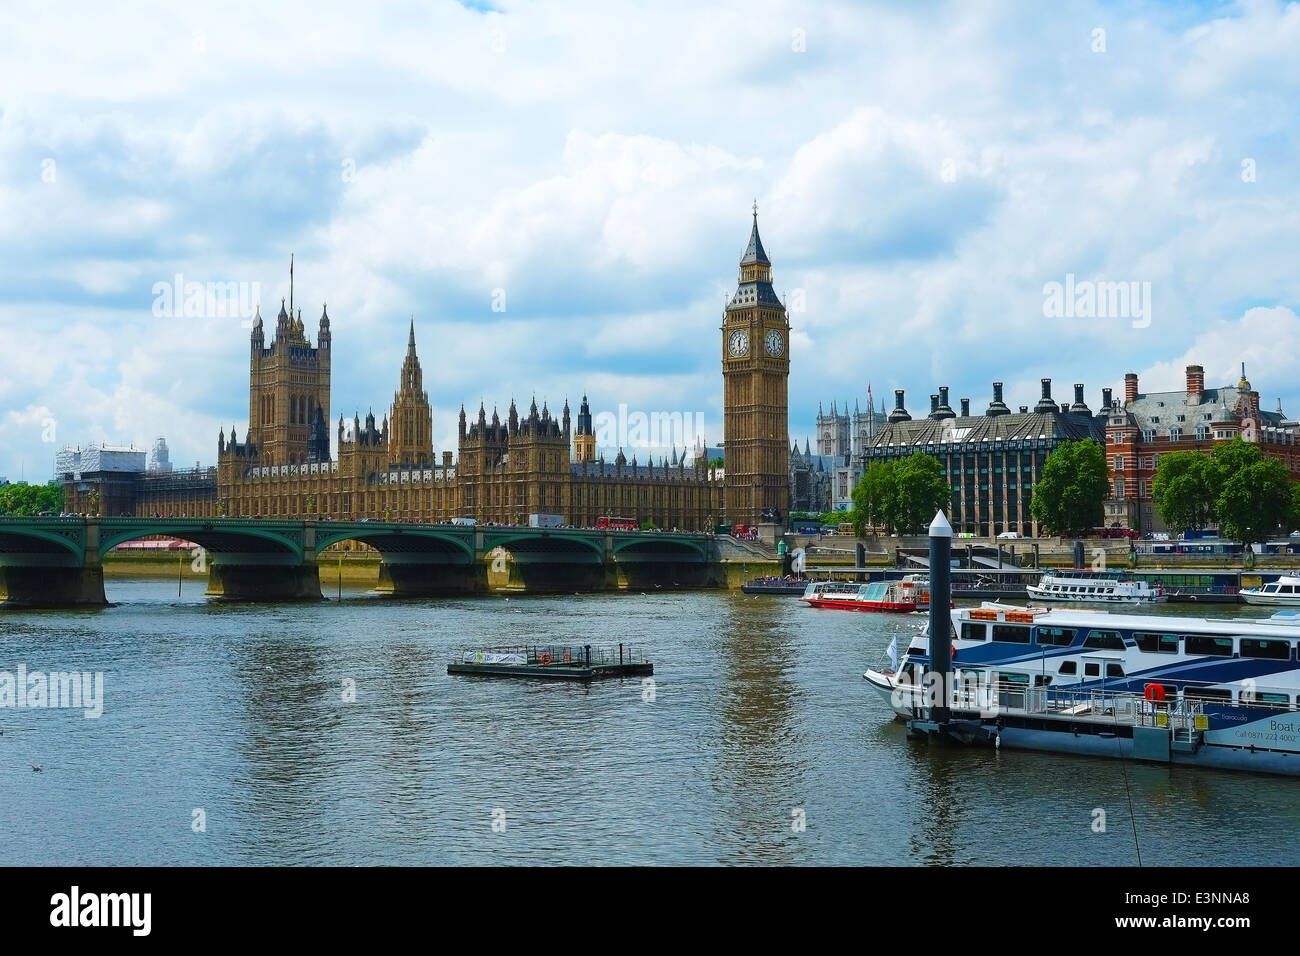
851, 460, 895, 535
1291, 484, 1300, 534
1030, 440, 1109, 535
892, 452, 951, 534
0, 481, 64, 516
1152, 450, 1216, 533
850, 453, 948, 535
1217, 458, 1292, 544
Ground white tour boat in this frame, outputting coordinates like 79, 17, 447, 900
1240, 573, 1300, 607
1026, 568, 1166, 604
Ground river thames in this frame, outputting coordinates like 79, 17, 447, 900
1, 581, 1296, 866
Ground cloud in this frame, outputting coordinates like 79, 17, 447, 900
1, 0, 1298, 481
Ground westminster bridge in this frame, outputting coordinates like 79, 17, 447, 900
0, 517, 727, 606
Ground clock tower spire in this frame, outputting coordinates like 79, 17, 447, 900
721, 203, 790, 525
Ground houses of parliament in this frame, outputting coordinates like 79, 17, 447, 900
62, 211, 792, 530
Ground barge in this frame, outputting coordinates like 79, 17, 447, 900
866, 602, 1300, 776
449, 645, 652, 681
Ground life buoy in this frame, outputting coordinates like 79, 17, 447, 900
562, 652, 571, 663
540, 653, 552, 665
1144, 683, 1166, 702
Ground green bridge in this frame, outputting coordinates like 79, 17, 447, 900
0, 517, 725, 606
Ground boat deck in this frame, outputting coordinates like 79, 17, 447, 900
448, 645, 653, 681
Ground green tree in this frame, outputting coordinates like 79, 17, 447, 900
892, 452, 951, 534
1217, 458, 1292, 544
1152, 450, 1216, 533
1291, 483, 1300, 533
0, 481, 63, 516
851, 460, 897, 534
850, 453, 949, 534
1030, 440, 1109, 535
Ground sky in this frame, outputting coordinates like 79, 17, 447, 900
1, 0, 1298, 480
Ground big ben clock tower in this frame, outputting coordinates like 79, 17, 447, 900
722, 203, 790, 525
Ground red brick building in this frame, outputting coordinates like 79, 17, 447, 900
1104, 364, 1300, 532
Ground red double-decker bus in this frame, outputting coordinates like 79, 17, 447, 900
596, 515, 639, 531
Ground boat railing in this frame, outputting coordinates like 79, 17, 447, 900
457, 645, 649, 667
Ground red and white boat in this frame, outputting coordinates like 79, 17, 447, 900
800, 575, 944, 612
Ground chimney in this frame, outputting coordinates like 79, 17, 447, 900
1186, 364, 1205, 401
929, 394, 940, 418
1035, 378, 1057, 413
935, 386, 956, 419
1125, 372, 1139, 404
1071, 383, 1090, 415
1102, 387, 1113, 409
888, 389, 911, 423
986, 382, 1010, 416
1019, 405, 1029, 414
442, 450, 452, 470
960, 398, 971, 417
1060, 402, 1070, 415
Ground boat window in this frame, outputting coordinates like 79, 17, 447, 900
1058, 661, 1077, 675
1241, 690, 1290, 707
1240, 638, 1291, 661
1033, 675, 1053, 686
995, 672, 1030, 685
1082, 631, 1125, 650
991, 624, 1031, 644
1106, 663, 1125, 678
961, 622, 987, 642
1083, 662, 1100, 677
1185, 687, 1232, 702
1185, 635, 1234, 657
900, 662, 917, 683
1134, 632, 1179, 654
1037, 626, 1075, 647
1281, 585, 1295, 594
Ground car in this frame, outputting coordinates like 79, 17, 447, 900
996, 531, 1022, 539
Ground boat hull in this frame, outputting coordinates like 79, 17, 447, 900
803, 597, 926, 612
1240, 592, 1300, 607
863, 669, 910, 719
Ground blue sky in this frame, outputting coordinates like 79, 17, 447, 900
1, 0, 1298, 479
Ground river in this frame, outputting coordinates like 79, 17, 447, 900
1, 581, 1295, 865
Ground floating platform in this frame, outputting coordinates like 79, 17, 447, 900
448, 645, 653, 681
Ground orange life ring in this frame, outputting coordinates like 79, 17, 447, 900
1144, 683, 1166, 702
540, 653, 552, 665
562, 652, 571, 663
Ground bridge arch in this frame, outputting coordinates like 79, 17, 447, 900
483, 530, 606, 563
0, 523, 85, 561
611, 535, 710, 562
313, 527, 476, 564
98, 522, 304, 559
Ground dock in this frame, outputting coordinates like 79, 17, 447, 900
448, 644, 653, 681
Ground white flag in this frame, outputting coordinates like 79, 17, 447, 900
885, 636, 898, 671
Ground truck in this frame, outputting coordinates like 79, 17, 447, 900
450, 517, 477, 526
528, 513, 564, 528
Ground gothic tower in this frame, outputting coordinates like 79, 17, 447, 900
389, 318, 434, 467
248, 263, 332, 467
574, 395, 596, 463
722, 204, 790, 523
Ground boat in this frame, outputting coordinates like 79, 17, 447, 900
1026, 568, 1167, 604
801, 574, 942, 612
865, 602, 1300, 776
1240, 573, 1300, 606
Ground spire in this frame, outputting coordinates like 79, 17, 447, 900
408, 316, 416, 350
289, 253, 294, 315
741, 199, 770, 265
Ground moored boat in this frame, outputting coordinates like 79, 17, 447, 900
801, 574, 941, 612
867, 602, 1300, 776
1027, 568, 1167, 604
1240, 573, 1300, 607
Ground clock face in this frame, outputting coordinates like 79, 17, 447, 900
728, 329, 750, 357
765, 329, 784, 357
